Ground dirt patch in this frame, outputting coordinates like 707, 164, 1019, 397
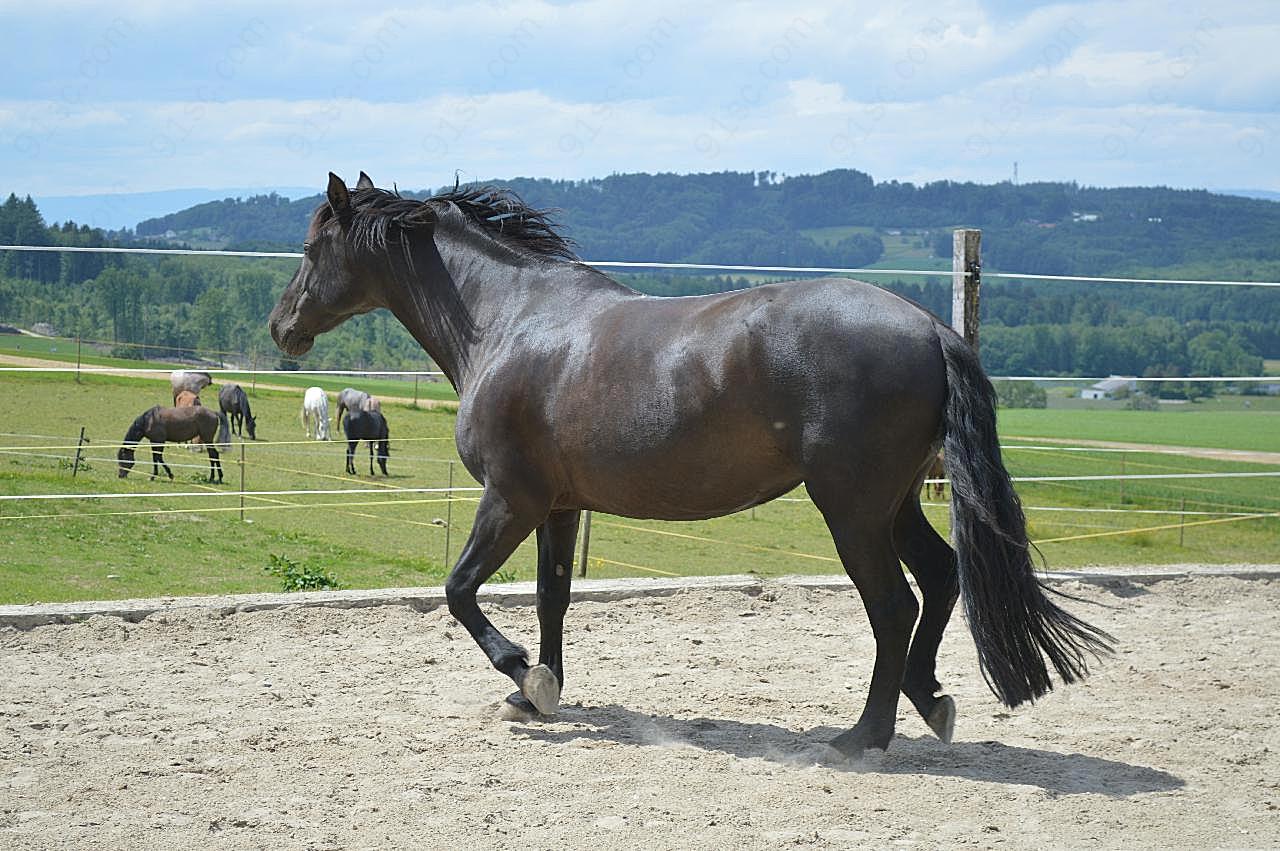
1, 576, 1278, 849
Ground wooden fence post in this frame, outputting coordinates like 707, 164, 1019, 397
444, 461, 455, 568
578, 510, 593, 577
951, 229, 982, 348
239, 439, 246, 521
75, 336, 82, 384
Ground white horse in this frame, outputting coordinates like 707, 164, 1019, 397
302, 387, 331, 440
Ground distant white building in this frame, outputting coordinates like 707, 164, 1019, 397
1072, 212, 1100, 223
1081, 377, 1137, 400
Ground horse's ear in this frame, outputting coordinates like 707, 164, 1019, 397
356, 172, 374, 190
327, 172, 352, 219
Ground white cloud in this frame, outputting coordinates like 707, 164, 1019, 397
1, 0, 1277, 195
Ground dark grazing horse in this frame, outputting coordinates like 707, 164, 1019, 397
218, 382, 257, 439
342, 408, 390, 476
268, 172, 1112, 758
117, 405, 230, 482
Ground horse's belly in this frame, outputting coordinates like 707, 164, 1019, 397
561, 418, 802, 519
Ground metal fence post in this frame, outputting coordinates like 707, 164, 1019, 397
71, 427, 86, 477
951, 229, 981, 348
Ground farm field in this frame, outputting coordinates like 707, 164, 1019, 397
0, 371, 1276, 605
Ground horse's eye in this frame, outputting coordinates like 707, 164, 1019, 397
302, 242, 311, 255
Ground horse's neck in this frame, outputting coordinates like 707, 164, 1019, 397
386, 232, 628, 394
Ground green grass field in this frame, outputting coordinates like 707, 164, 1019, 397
0, 334, 459, 403
0, 370, 1276, 604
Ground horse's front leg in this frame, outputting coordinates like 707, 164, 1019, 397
504, 509, 581, 718
207, 447, 222, 483
445, 488, 552, 712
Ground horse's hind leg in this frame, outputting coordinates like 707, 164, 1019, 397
894, 496, 960, 743
504, 509, 580, 718
810, 482, 918, 757
207, 447, 222, 483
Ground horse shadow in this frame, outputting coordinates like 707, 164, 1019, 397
513, 704, 1182, 797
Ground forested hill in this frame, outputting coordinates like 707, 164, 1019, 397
4, 171, 1279, 379
132, 169, 1280, 278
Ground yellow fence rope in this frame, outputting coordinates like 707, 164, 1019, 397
1033, 511, 1280, 544
596, 519, 840, 564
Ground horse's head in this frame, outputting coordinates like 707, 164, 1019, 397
269, 171, 392, 356
117, 445, 136, 478
246, 413, 257, 440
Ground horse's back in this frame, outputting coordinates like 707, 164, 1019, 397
465, 277, 947, 518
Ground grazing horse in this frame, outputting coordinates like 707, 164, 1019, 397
117, 405, 230, 483
174, 389, 206, 451
923, 451, 946, 500
218, 382, 257, 439
268, 172, 1112, 758
302, 386, 331, 440
170, 369, 212, 404
335, 387, 370, 430
342, 408, 390, 476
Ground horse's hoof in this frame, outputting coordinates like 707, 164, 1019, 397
521, 664, 560, 716
499, 692, 538, 722
830, 726, 892, 759
926, 695, 956, 744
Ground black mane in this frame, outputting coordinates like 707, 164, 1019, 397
348, 185, 577, 262
123, 407, 156, 444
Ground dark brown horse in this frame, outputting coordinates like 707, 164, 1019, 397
342, 408, 390, 476
268, 172, 1111, 758
117, 405, 230, 482
218, 382, 257, 439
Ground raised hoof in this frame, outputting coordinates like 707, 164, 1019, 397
521, 664, 561, 716
926, 695, 956, 744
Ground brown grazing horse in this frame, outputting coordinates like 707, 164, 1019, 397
117, 405, 230, 482
174, 389, 205, 450
268, 172, 1111, 758
170, 370, 212, 404
923, 451, 946, 500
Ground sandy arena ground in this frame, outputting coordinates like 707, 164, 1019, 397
2, 575, 1278, 850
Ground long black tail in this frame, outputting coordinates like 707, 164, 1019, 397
215, 411, 231, 451
936, 322, 1113, 707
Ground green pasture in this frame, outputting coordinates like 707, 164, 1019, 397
0, 334, 459, 403
0, 371, 1276, 605
1000, 407, 1280, 453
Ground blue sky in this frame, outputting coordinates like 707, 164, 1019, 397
3, 0, 1278, 210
